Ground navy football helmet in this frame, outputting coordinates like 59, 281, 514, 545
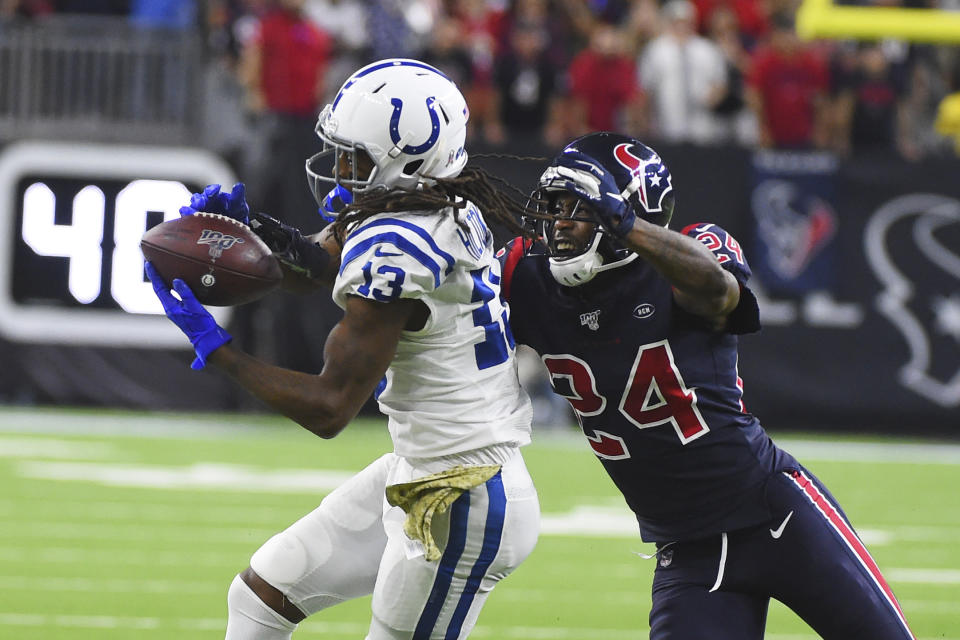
531, 132, 675, 286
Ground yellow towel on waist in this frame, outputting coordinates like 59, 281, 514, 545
385, 464, 501, 562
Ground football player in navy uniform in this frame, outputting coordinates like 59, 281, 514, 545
498, 132, 915, 639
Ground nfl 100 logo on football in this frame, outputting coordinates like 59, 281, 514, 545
197, 228, 245, 259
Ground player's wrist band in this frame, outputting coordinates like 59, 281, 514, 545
291, 236, 331, 280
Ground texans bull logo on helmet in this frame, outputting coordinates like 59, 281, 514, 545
560, 132, 675, 229
612, 142, 673, 216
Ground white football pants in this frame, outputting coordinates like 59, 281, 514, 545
241, 445, 540, 639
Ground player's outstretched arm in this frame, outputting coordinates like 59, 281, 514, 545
555, 155, 740, 326
619, 221, 740, 326
148, 262, 406, 438
208, 294, 411, 438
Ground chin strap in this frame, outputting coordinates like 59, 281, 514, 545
548, 233, 604, 286
548, 232, 638, 287
594, 248, 639, 274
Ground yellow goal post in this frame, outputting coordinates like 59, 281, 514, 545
797, 0, 960, 43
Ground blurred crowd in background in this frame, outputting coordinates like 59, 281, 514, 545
2, 0, 960, 423
4, 0, 960, 160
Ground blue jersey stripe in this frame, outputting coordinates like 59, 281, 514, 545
354, 218, 456, 274
413, 491, 470, 640
445, 471, 506, 639
340, 232, 444, 289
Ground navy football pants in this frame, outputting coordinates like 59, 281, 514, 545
648, 466, 914, 639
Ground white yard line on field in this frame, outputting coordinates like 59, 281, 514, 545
0, 612, 631, 638
888, 568, 960, 584
0, 546, 240, 567
0, 498, 294, 523
3, 611, 958, 640
9, 459, 960, 545
1, 520, 279, 544
0, 408, 281, 439
2, 410, 960, 465
5, 612, 920, 639
0, 575, 219, 594
775, 438, 960, 465
0, 613, 332, 633
2, 566, 959, 598
10, 512, 959, 548
0, 437, 117, 459
0, 610, 957, 639
16, 460, 354, 492
900, 599, 960, 613
544, 433, 960, 465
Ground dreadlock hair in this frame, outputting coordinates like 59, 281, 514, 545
330, 162, 554, 245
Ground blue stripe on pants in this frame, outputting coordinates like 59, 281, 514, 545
413, 491, 470, 639
445, 471, 506, 639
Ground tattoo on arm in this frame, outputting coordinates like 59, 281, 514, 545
620, 222, 740, 323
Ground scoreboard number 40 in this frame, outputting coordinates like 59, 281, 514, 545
22, 179, 189, 313
0, 141, 236, 347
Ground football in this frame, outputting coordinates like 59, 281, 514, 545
140, 213, 282, 306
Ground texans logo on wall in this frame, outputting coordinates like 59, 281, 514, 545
864, 194, 960, 408
750, 151, 839, 297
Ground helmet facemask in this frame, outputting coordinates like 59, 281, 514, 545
529, 132, 676, 287
531, 188, 638, 287
536, 190, 596, 257
306, 111, 383, 211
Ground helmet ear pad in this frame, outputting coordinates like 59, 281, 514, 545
639, 188, 674, 229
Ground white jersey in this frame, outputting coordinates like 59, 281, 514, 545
332, 202, 533, 458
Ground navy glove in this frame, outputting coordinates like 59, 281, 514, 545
249, 212, 331, 280
553, 150, 635, 238
179, 182, 250, 224
145, 262, 232, 370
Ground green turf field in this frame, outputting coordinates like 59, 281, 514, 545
1, 406, 957, 638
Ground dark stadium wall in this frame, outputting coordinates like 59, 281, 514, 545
733, 150, 960, 434
0, 141, 957, 434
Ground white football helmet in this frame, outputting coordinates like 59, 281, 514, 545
306, 58, 469, 207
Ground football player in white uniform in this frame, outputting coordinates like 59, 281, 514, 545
147, 59, 542, 639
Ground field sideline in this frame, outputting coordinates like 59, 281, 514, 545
1, 406, 958, 639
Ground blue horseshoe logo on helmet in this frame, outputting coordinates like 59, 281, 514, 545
389, 97, 441, 155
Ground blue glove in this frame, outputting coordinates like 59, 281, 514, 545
179, 182, 250, 224
319, 184, 353, 222
553, 150, 635, 238
145, 262, 232, 370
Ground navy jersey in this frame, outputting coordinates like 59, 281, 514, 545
501, 223, 797, 543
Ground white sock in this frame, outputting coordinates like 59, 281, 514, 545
225, 575, 298, 640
